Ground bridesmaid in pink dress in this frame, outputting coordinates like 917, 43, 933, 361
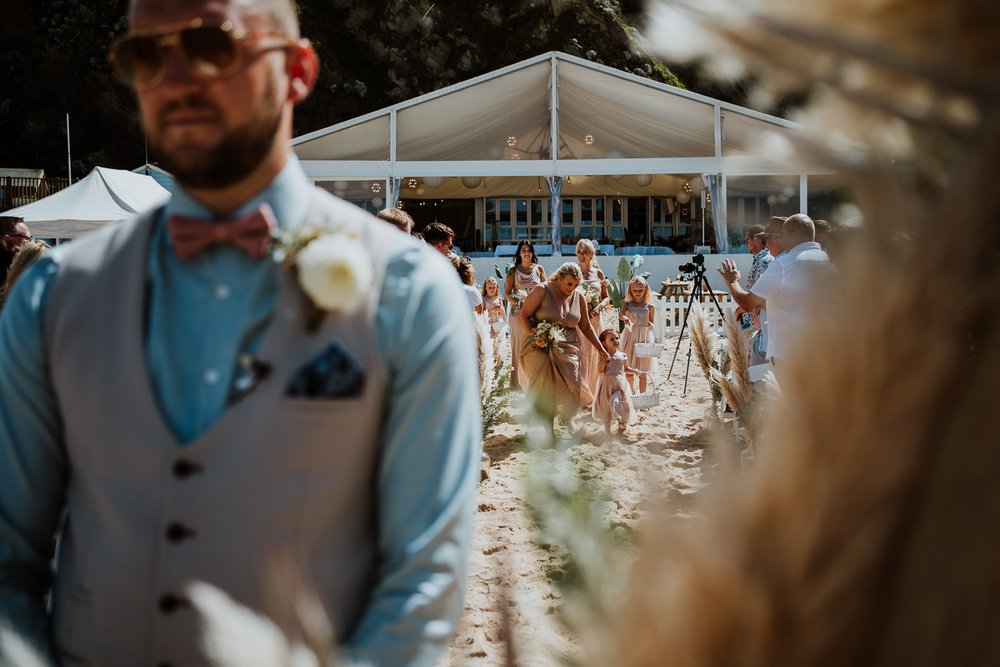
619, 276, 657, 387
504, 240, 546, 388
518, 263, 609, 430
574, 239, 608, 409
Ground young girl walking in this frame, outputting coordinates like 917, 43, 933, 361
477, 276, 506, 335
620, 276, 657, 389
593, 328, 642, 434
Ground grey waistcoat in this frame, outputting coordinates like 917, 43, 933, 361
44, 189, 388, 666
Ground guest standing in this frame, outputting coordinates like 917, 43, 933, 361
452, 254, 482, 311
620, 276, 657, 387
518, 262, 608, 430
504, 240, 546, 388
477, 276, 506, 334
574, 239, 608, 408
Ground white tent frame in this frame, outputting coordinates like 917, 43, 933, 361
293, 52, 847, 251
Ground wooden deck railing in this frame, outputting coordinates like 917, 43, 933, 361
0, 176, 72, 212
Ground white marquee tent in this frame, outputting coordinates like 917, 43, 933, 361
2, 166, 170, 239
292, 51, 847, 253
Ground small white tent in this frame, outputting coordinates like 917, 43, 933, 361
2, 166, 170, 239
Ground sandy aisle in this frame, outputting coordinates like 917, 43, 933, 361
440, 347, 716, 666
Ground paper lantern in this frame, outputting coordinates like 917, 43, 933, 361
690, 176, 705, 195
676, 191, 691, 205
635, 174, 653, 187
461, 176, 483, 189
423, 176, 443, 188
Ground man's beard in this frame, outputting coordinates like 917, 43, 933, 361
149, 84, 283, 190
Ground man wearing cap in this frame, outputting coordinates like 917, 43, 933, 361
718, 214, 831, 365
0, 0, 480, 665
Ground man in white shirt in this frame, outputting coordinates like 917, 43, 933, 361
718, 214, 832, 364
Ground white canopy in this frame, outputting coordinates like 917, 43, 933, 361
2, 166, 170, 239
291, 52, 849, 252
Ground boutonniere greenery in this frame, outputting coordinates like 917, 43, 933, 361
272, 225, 373, 332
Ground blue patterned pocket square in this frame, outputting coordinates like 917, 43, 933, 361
286, 341, 365, 399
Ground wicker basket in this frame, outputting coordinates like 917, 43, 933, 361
634, 342, 664, 358
631, 391, 661, 409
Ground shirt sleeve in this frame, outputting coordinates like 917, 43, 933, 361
344, 247, 481, 667
750, 259, 781, 302
0, 257, 66, 664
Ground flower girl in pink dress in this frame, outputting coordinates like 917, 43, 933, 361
592, 328, 641, 434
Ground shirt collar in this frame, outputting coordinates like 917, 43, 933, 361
786, 241, 822, 257
164, 155, 313, 230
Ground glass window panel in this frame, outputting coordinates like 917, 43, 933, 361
499, 227, 513, 240
726, 175, 801, 231
806, 174, 854, 222
515, 200, 528, 226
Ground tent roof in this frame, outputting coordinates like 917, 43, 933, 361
2, 166, 169, 238
292, 51, 819, 183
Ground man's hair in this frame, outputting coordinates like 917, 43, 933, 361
377, 207, 415, 234
783, 213, 816, 244
744, 224, 765, 240
129, 0, 300, 36
0, 217, 23, 235
422, 222, 455, 246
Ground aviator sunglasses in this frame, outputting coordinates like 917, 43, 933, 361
108, 18, 297, 89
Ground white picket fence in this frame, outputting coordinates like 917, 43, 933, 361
653, 294, 735, 339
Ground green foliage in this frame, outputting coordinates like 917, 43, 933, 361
494, 261, 514, 282
523, 423, 630, 648
481, 362, 512, 440
0, 0, 705, 176
608, 253, 651, 310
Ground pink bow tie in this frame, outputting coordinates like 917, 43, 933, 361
168, 203, 277, 261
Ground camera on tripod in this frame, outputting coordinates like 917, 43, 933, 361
677, 253, 706, 275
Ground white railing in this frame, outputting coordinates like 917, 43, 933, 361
653, 295, 735, 339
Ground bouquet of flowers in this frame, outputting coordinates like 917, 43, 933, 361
528, 321, 568, 353
579, 285, 606, 318
509, 288, 529, 312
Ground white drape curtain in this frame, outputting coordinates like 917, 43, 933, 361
704, 173, 728, 252
545, 176, 563, 252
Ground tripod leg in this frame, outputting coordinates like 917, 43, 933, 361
701, 276, 726, 320
666, 282, 703, 381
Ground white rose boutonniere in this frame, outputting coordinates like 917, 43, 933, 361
273, 225, 373, 331
296, 235, 372, 312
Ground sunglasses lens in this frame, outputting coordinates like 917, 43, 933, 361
180, 25, 238, 76
113, 35, 165, 86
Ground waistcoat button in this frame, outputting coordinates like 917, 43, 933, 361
158, 593, 188, 614
165, 522, 196, 543
173, 459, 203, 479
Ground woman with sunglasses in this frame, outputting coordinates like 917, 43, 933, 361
504, 240, 546, 388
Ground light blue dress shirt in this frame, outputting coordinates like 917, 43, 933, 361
0, 157, 481, 666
